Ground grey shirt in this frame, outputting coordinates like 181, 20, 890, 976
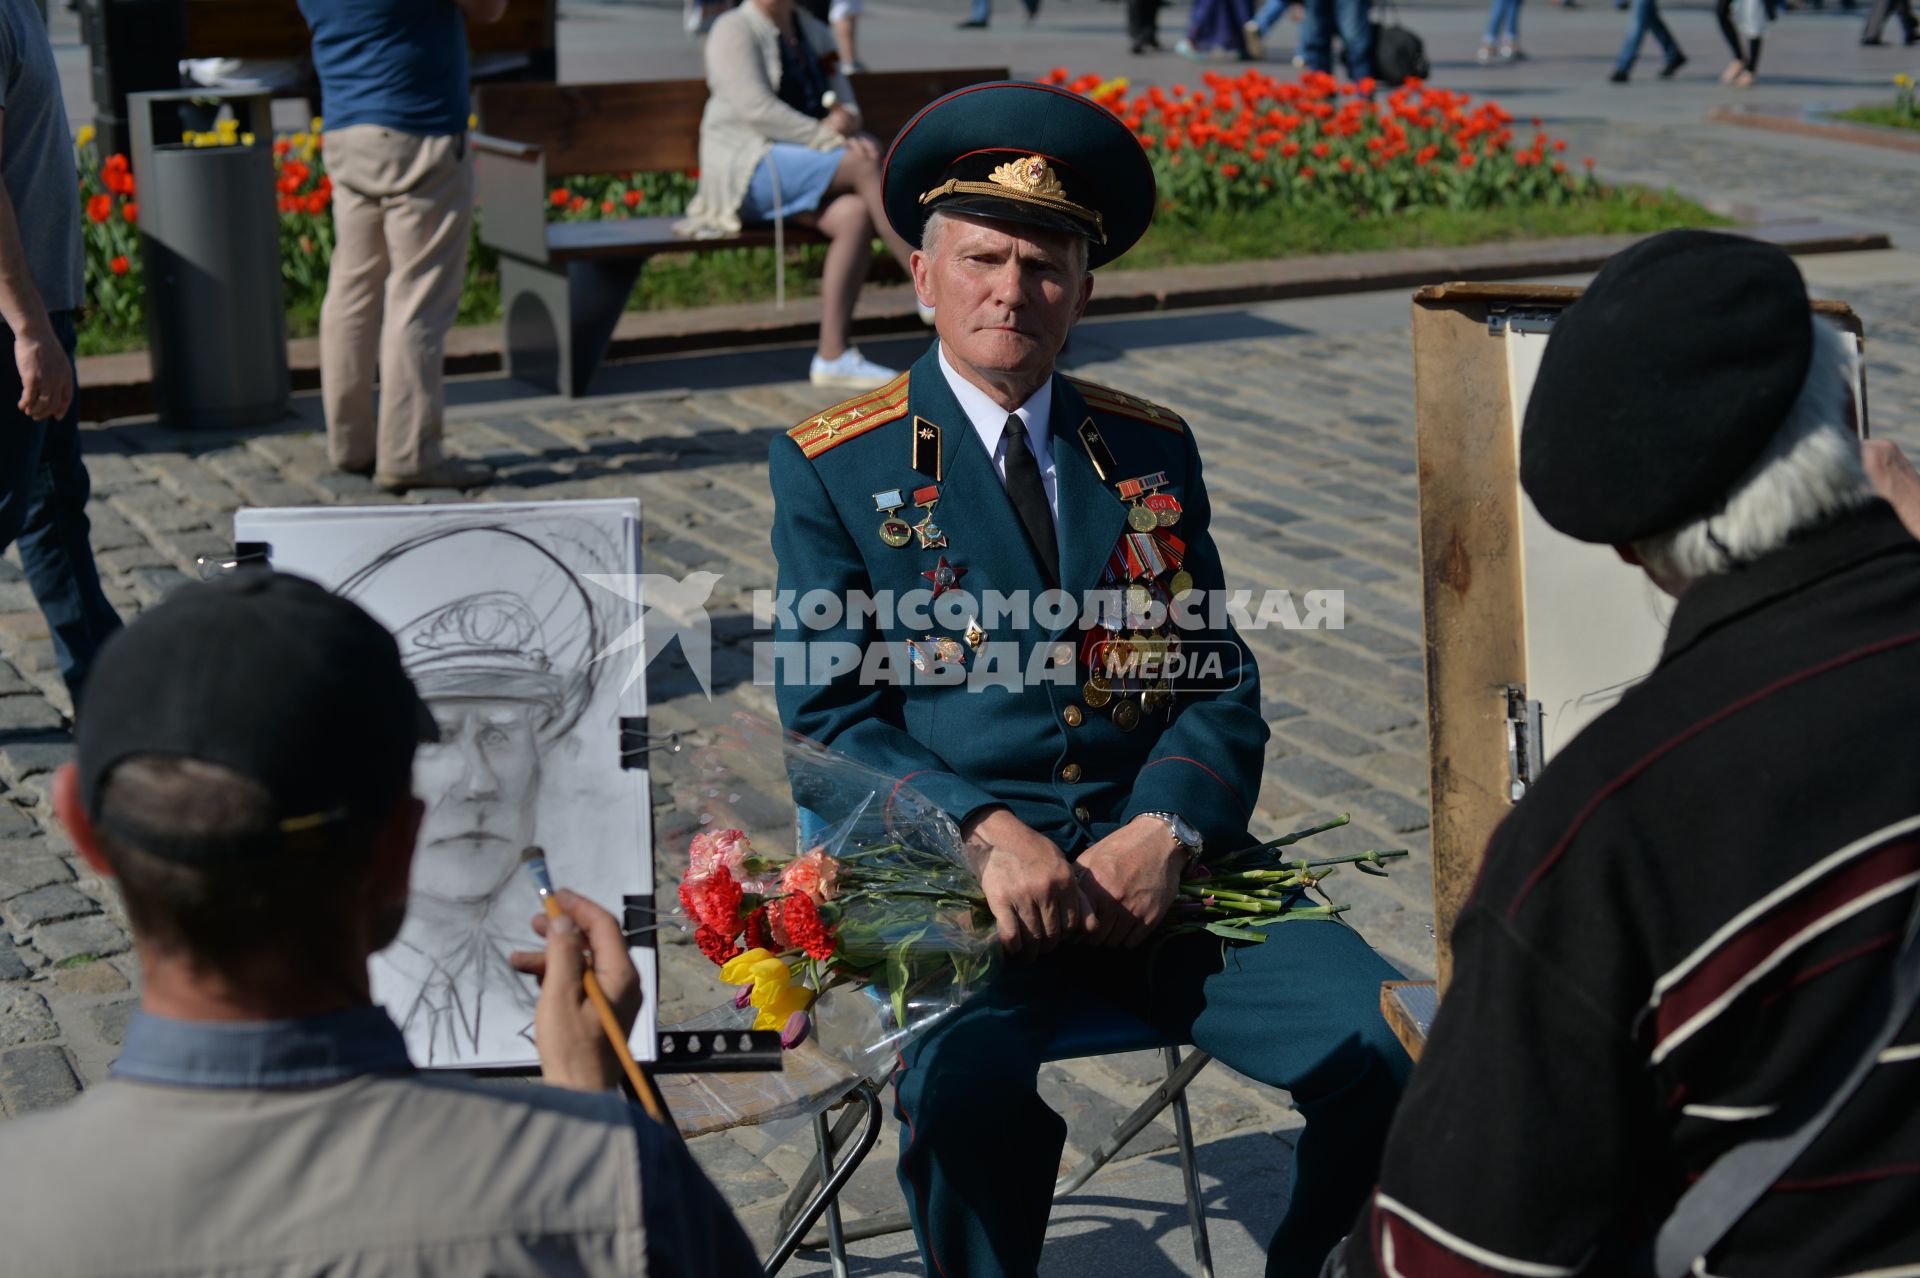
0, 0, 82, 314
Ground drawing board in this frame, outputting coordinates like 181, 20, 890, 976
233, 500, 655, 1069
1410, 282, 1866, 991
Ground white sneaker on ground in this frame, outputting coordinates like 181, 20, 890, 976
810, 346, 897, 390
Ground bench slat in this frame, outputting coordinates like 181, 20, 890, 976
546, 216, 828, 261
475, 67, 1008, 180
182, 0, 551, 61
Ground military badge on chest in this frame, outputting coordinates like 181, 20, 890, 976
1078, 418, 1194, 730
874, 416, 974, 670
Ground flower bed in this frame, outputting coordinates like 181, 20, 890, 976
1833, 73, 1920, 131
1048, 67, 1595, 216
73, 74, 1718, 356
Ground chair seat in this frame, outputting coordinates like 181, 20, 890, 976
1042, 1003, 1182, 1062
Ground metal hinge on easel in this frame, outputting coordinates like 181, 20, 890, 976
1504, 684, 1544, 802
1487, 307, 1560, 337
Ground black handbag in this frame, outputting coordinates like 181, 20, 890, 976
1371, 0, 1430, 85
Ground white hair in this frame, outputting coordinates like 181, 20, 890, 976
1632, 318, 1871, 585
921, 208, 1089, 278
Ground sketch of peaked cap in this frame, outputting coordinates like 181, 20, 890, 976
338, 524, 602, 741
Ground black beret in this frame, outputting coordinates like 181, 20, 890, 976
1519, 229, 1815, 544
882, 81, 1156, 270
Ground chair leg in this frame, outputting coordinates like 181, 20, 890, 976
815, 1108, 850, 1278
1055, 1048, 1212, 1198
1163, 1046, 1215, 1278
499, 255, 571, 396
764, 1080, 883, 1276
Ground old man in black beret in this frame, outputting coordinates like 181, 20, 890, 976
1328, 229, 1920, 1278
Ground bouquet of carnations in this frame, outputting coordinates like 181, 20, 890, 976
673, 717, 1409, 1078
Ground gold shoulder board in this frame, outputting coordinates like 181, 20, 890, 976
1064, 375, 1188, 434
789, 372, 913, 458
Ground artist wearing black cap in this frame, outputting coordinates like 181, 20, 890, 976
1329, 230, 1920, 1278
771, 80, 1409, 1277
0, 571, 761, 1278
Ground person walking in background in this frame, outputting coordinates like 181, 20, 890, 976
797, 0, 869, 73
302, 0, 506, 493
1299, 0, 1373, 78
1715, 0, 1765, 83
0, 0, 122, 709
1481, 0, 1525, 60
1240, 0, 1306, 61
1609, 0, 1686, 80
1860, 0, 1919, 44
1177, 0, 1254, 58
1128, 0, 1165, 53
678, 0, 916, 390
958, 0, 1039, 30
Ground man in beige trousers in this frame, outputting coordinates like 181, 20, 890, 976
303, 0, 504, 491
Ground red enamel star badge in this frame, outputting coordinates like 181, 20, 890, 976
921, 556, 966, 598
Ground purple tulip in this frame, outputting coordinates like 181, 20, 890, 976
781, 1010, 811, 1049
735, 986, 753, 1010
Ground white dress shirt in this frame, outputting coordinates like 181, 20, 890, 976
936, 343, 1059, 520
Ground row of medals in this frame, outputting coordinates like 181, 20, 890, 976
1089, 471, 1188, 731
871, 473, 1190, 731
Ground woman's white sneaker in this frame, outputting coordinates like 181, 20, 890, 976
810, 347, 897, 390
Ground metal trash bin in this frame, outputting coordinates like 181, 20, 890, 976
128, 90, 290, 431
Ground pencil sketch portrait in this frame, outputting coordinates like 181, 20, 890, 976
231, 501, 654, 1070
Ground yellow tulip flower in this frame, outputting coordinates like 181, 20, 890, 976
719, 948, 775, 984
311, 116, 325, 134
752, 983, 813, 1030
746, 957, 795, 1008
75, 125, 96, 148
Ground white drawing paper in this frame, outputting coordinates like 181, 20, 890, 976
1504, 315, 1866, 767
233, 501, 655, 1069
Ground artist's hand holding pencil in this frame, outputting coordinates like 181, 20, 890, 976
509, 888, 644, 1094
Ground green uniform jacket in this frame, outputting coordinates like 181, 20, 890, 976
769, 341, 1267, 853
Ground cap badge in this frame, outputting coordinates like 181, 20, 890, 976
990, 155, 1068, 200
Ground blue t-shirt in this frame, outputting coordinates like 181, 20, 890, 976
299, 0, 471, 136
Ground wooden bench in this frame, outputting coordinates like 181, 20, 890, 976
472, 68, 1007, 398
181, 0, 556, 75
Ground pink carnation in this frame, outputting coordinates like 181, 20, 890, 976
780, 847, 842, 904
689, 828, 753, 879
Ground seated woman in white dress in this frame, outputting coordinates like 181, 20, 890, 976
678, 0, 916, 390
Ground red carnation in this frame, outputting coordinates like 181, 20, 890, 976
781, 893, 836, 962
743, 907, 774, 952
679, 869, 744, 935
695, 924, 742, 965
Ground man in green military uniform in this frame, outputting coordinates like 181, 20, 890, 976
768, 81, 1407, 1277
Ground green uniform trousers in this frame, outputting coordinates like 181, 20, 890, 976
891, 916, 1409, 1278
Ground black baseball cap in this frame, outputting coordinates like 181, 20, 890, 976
76, 571, 438, 861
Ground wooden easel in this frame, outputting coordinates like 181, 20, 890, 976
1386, 283, 1867, 1059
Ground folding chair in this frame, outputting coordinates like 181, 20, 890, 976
778, 1003, 1216, 1278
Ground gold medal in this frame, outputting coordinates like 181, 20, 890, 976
965, 618, 988, 652
1168, 569, 1194, 599
874, 489, 912, 548
1083, 674, 1113, 708
932, 636, 966, 664
1112, 698, 1140, 731
1126, 583, 1154, 616
1127, 504, 1158, 533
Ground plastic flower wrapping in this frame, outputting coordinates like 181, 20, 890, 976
654, 714, 1410, 1137
667, 715, 997, 1111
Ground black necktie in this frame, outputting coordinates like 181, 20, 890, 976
1001, 414, 1059, 586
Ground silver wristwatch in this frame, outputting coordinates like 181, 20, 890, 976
1143, 810, 1203, 864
